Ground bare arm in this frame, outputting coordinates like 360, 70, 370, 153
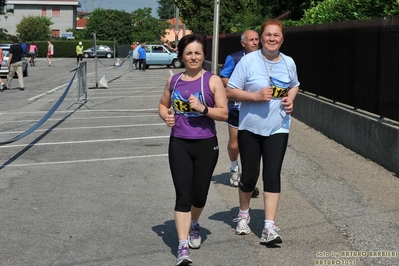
221, 77, 229, 88
226, 85, 273, 102
158, 78, 175, 127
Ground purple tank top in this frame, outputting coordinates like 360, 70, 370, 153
170, 71, 216, 139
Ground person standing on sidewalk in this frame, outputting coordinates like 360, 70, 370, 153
158, 34, 228, 266
220, 30, 259, 192
3, 36, 24, 91
76, 41, 84, 65
137, 42, 147, 71
47, 40, 54, 66
226, 19, 300, 245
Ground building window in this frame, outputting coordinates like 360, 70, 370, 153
4, 4, 15, 14
52, 29, 60, 38
41, 7, 47, 16
52, 7, 61, 17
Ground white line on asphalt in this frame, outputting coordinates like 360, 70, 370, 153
1, 114, 159, 123
0, 154, 168, 167
0, 108, 158, 114
34, 95, 161, 101
28, 83, 71, 101
0, 135, 169, 148
0, 123, 165, 134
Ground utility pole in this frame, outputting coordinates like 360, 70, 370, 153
211, 0, 220, 74
175, 6, 180, 45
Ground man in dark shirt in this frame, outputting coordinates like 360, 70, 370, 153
3, 36, 25, 91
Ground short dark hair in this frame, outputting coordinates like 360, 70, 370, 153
12, 36, 19, 43
176, 34, 207, 61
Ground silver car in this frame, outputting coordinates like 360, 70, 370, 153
83, 45, 115, 58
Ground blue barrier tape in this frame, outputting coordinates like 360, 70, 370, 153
115, 54, 130, 68
0, 70, 78, 146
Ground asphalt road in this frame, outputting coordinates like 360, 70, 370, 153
0, 57, 398, 266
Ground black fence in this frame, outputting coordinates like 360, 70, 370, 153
206, 16, 399, 122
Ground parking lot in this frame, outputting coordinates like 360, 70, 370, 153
0, 57, 398, 266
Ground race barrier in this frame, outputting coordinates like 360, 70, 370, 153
0, 70, 78, 146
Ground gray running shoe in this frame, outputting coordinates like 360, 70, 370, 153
260, 225, 282, 245
230, 170, 240, 187
176, 245, 192, 266
233, 214, 251, 235
188, 223, 201, 249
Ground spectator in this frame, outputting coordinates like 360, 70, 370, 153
137, 42, 147, 71
76, 41, 84, 65
3, 36, 25, 91
21, 41, 27, 58
47, 41, 54, 66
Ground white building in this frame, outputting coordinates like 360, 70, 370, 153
2, 0, 80, 37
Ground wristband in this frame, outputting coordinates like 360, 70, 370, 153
201, 106, 208, 115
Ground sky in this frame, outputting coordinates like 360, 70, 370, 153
78, 0, 160, 18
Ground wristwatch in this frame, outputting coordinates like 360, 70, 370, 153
201, 106, 208, 115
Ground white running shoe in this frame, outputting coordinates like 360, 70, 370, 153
188, 223, 201, 249
230, 170, 240, 187
260, 225, 282, 245
233, 214, 251, 235
176, 245, 192, 266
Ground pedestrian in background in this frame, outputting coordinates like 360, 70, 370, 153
158, 34, 228, 265
76, 41, 84, 65
21, 40, 27, 58
220, 30, 260, 192
3, 36, 24, 91
28, 41, 38, 66
47, 40, 54, 66
137, 42, 147, 71
226, 19, 300, 245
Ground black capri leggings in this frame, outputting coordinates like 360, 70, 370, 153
238, 130, 288, 193
169, 136, 219, 212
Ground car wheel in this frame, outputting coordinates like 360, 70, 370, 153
84, 53, 89, 58
106, 53, 112, 58
172, 59, 183, 68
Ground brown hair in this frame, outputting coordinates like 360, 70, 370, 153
260, 19, 285, 37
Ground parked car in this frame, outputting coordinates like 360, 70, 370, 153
0, 45, 28, 77
132, 44, 183, 68
83, 45, 115, 58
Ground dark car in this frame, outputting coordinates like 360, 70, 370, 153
0, 45, 28, 77
83, 45, 115, 58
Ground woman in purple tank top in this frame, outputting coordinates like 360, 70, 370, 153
158, 34, 227, 266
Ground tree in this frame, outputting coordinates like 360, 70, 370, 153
69, 8, 168, 44
0, 28, 12, 40
131, 8, 169, 43
0, 0, 6, 14
79, 8, 133, 43
16, 16, 53, 41
157, 0, 176, 20
299, 0, 399, 25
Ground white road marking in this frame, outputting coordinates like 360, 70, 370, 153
0, 135, 169, 148
1, 154, 168, 167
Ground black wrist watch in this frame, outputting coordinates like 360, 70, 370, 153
201, 106, 208, 115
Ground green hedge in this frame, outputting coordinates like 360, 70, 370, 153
0, 40, 117, 58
